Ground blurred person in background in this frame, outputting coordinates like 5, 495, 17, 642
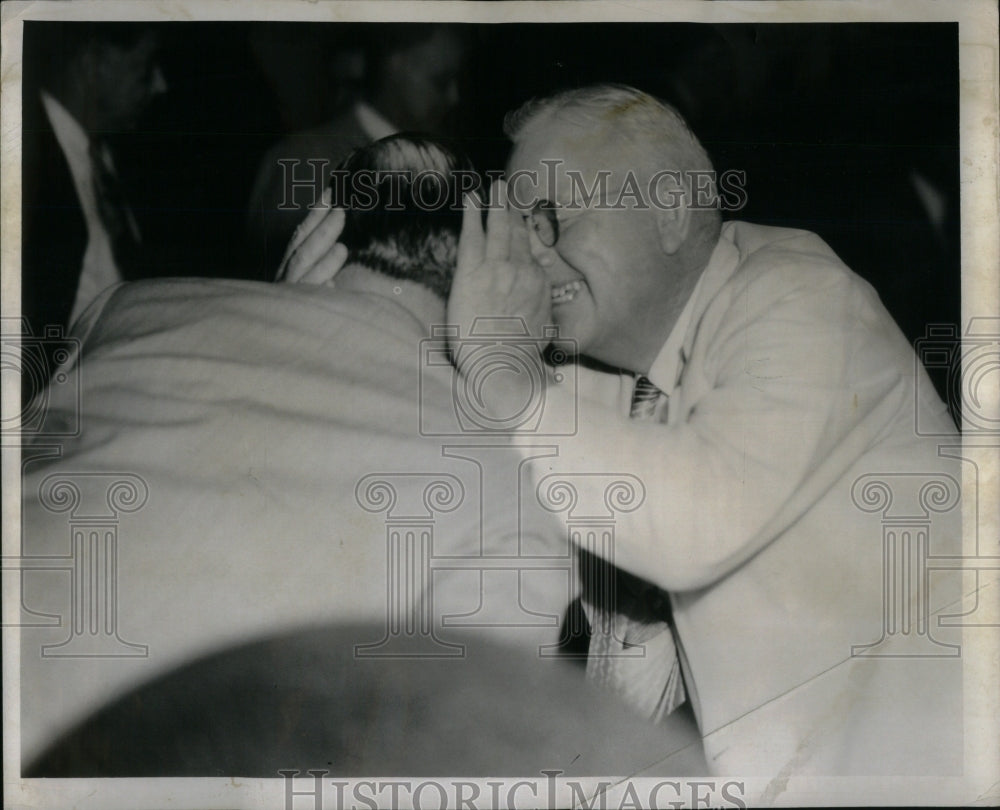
21, 22, 166, 404
247, 23, 467, 272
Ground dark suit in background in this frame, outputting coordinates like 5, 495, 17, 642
19, 23, 166, 408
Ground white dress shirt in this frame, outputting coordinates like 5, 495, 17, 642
354, 100, 399, 142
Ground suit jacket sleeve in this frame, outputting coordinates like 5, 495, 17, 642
524, 250, 926, 592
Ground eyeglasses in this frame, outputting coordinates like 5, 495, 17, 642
524, 199, 560, 248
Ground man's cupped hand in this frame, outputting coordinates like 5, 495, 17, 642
447, 179, 553, 357
274, 187, 348, 285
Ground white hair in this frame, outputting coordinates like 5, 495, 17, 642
504, 84, 722, 241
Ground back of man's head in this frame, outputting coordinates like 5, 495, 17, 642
336, 134, 477, 300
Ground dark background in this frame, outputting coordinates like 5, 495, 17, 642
23, 21, 960, 372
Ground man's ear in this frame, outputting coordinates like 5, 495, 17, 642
653, 196, 692, 256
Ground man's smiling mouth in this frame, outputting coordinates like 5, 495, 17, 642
550, 279, 583, 304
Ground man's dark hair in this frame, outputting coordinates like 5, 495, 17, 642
336, 134, 478, 300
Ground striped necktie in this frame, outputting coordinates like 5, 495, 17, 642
630, 374, 666, 420
581, 374, 685, 722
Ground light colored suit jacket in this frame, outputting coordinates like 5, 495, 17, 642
527, 221, 964, 775
20, 279, 570, 764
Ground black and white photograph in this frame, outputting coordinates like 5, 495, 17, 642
2, 1, 997, 807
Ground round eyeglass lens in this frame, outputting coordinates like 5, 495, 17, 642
530, 201, 559, 247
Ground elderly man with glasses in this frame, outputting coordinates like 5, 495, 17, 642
283, 85, 963, 778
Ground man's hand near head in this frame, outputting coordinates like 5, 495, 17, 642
274, 177, 558, 421
446, 180, 557, 420
448, 179, 552, 345
277, 177, 555, 343
275, 187, 348, 285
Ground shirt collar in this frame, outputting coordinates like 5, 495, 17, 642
646, 222, 741, 393
40, 90, 90, 162
354, 101, 399, 142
